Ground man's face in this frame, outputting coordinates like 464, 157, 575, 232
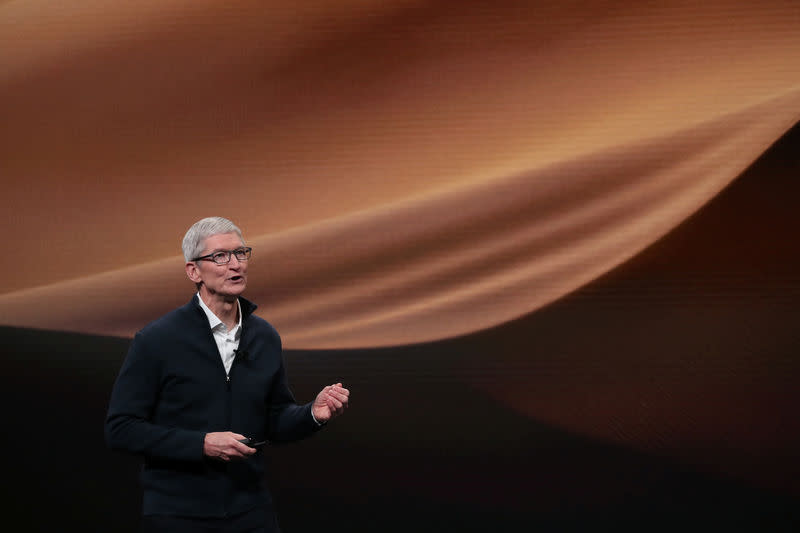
186, 232, 248, 300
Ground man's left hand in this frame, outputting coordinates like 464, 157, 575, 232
312, 382, 349, 423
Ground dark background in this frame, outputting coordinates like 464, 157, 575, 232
4, 122, 799, 531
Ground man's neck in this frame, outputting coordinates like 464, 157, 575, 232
199, 290, 239, 330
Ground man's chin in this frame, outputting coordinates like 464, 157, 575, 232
213, 283, 246, 299
226, 284, 247, 296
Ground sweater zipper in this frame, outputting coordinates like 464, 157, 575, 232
225, 373, 232, 428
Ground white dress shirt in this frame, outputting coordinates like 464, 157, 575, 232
196, 293, 242, 375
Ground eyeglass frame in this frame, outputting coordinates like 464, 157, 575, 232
191, 246, 252, 265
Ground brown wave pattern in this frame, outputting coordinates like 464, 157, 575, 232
1, 1, 800, 348
1, 92, 799, 348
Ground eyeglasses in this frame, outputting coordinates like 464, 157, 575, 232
192, 247, 252, 265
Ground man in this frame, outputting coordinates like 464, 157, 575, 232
105, 216, 349, 532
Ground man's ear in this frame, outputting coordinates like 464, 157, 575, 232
185, 262, 202, 284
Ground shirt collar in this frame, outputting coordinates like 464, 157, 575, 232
196, 292, 242, 334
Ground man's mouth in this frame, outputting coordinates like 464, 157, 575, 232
229, 275, 244, 282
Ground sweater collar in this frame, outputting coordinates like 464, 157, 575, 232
191, 293, 258, 321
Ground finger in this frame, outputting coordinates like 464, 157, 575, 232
327, 391, 349, 404
330, 389, 349, 404
326, 397, 344, 409
233, 441, 256, 454
224, 448, 244, 459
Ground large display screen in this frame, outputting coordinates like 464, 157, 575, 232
2, 1, 799, 530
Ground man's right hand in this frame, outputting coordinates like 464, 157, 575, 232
203, 431, 257, 461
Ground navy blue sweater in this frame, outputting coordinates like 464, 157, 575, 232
105, 295, 320, 517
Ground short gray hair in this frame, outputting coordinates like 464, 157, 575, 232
182, 217, 244, 262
